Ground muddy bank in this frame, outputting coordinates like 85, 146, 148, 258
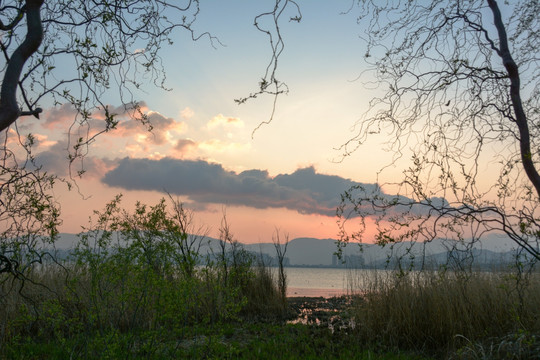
287, 296, 356, 332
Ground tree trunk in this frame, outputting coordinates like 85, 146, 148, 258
487, 0, 540, 199
0, 0, 44, 132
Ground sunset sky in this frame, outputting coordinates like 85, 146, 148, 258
6, 1, 514, 244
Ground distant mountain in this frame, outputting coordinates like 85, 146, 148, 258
52, 232, 521, 269
248, 236, 521, 268
245, 238, 339, 266
55, 233, 80, 249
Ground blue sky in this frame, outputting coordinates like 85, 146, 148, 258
5, 0, 520, 243
45, 1, 387, 242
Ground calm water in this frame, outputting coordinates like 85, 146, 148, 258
285, 267, 351, 298
284, 267, 400, 297
282, 267, 520, 298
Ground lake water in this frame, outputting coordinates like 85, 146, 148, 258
284, 267, 401, 297
285, 267, 351, 298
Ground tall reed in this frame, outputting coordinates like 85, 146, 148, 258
347, 268, 540, 355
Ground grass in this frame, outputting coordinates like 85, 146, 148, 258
2, 321, 429, 359
4, 262, 538, 359
0, 252, 428, 359
346, 268, 540, 358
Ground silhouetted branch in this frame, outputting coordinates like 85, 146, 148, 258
336, 0, 539, 270
234, 0, 301, 137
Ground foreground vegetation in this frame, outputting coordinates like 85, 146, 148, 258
1, 197, 539, 359
3, 265, 539, 359
348, 268, 540, 359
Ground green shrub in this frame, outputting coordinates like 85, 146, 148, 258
0, 196, 286, 357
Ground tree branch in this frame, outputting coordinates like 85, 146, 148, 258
487, 0, 540, 199
0, 0, 44, 132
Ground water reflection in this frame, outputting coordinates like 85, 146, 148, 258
285, 267, 349, 297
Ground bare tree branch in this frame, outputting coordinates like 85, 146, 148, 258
337, 0, 540, 267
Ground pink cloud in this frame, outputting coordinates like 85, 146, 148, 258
180, 107, 195, 119
41, 103, 79, 129
174, 138, 198, 154
198, 139, 250, 153
32, 139, 118, 179
41, 102, 147, 130
207, 114, 244, 129
105, 110, 186, 147
41, 102, 186, 151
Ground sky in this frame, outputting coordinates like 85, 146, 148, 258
4, 1, 517, 244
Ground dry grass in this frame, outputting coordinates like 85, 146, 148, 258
348, 269, 540, 355
241, 264, 287, 318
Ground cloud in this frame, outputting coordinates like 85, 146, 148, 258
101, 158, 372, 216
42, 103, 79, 129
41, 102, 145, 130
174, 138, 198, 154
206, 114, 244, 129
41, 102, 186, 147
180, 107, 194, 119
111, 110, 186, 146
198, 139, 250, 153
0, 128, 36, 148
32, 134, 57, 148
32, 140, 116, 178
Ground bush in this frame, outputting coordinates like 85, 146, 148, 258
0, 196, 286, 357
